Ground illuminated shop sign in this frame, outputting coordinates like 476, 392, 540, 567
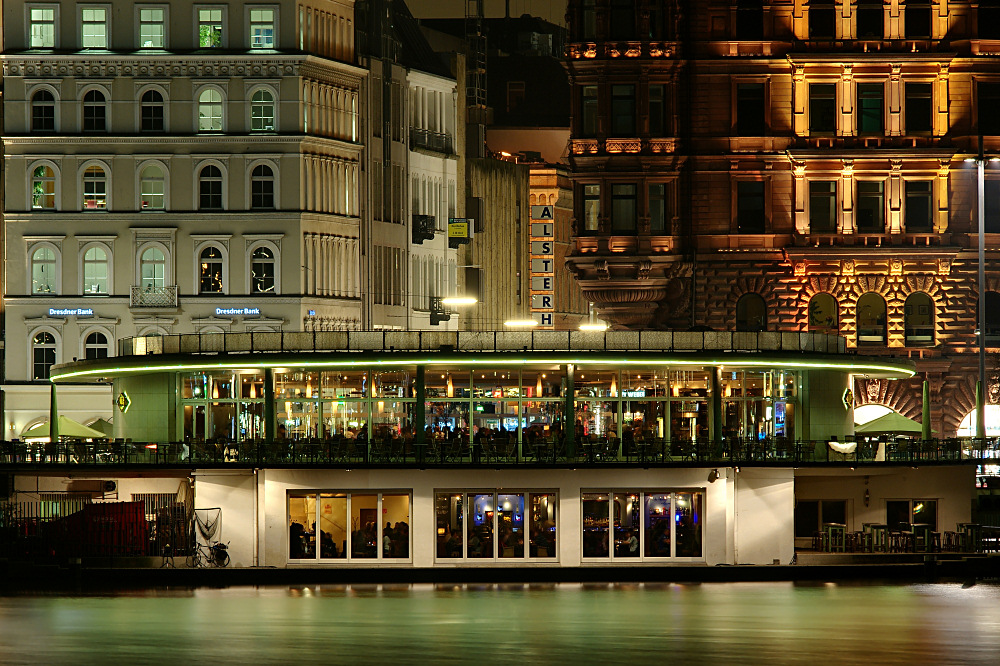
49, 308, 94, 317
215, 307, 261, 316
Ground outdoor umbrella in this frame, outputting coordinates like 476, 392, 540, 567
854, 411, 935, 435
23, 415, 107, 440
89, 418, 114, 437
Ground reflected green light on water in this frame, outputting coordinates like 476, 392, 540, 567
1, 583, 998, 664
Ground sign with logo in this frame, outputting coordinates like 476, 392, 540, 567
843, 388, 854, 410
531, 240, 553, 255
448, 218, 470, 238
531, 294, 554, 309
531, 222, 554, 238
216, 307, 261, 316
531, 276, 553, 291
48, 308, 94, 317
531, 257, 554, 273
116, 391, 131, 414
532, 312, 553, 326
530, 205, 555, 220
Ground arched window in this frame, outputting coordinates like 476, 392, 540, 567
84, 331, 109, 360
141, 90, 165, 132
251, 246, 275, 293
140, 165, 165, 209
199, 165, 223, 210
857, 292, 887, 345
31, 165, 56, 210
32, 331, 56, 380
735, 293, 767, 331
808, 293, 838, 333
251, 164, 274, 209
140, 247, 166, 290
31, 246, 57, 294
251, 89, 275, 131
904, 292, 934, 346
82, 90, 106, 132
82, 165, 107, 210
198, 89, 223, 132
199, 246, 225, 293
83, 246, 109, 294
31, 90, 55, 132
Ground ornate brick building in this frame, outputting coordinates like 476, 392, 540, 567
564, 0, 1000, 436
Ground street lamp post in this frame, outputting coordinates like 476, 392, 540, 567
977, 135, 987, 441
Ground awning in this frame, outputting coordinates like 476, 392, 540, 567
855, 411, 934, 435
23, 416, 107, 440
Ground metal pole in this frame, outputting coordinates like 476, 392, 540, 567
977, 144, 987, 441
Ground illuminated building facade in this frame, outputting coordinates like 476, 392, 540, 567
564, 0, 1000, 436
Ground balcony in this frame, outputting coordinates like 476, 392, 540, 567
411, 214, 436, 244
410, 128, 453, 155
130, 285, 178, 308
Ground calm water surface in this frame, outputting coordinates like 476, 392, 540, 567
0, 582, 998, 664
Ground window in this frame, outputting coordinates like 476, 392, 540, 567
140, 165, 165, 210
809, 0, 836, 39
251, 246, 275, 293
649, 183, 667, 234
904, 292, 934, 345
85, 332, 109, 360
856, 0, 883, 38
886, 499, 937, 531
251, 165, 274, 209
978, 83, 1000, 136
809, 180, 837, 232
736, 181, 765, 233
32, 332, 56, 380
30, 7, 56, 48
82, 165, 107, 210
289, 492, 411, 561
31, 246, 57, 294
83, 246, 109, 294
82, 90, 107, 132
856, 181, 885, 232
986, 180, 1000, 232
610, 184, 637, 233
905, 181, 933, 232
583, 184, 600, 232
140, 247, 166, 290
581, 86, 598, 137
31, 90, 55, 132
649, 84, 667, 136
905, 83, 933, 134
610, 85, 635, 136
582, 490, 702, 559
808, 293, 838, 333
250, 90, 275, 131
436, 491, 556, 560
857, 292, 887, 345
249, 8, 275, 48
794, 500, 847, 538
736, 82, 765, 136
81, 7, 108, 48
736, 0, 764, 40
857, 83, 884, 134
198, 89, 223, 132
736, 293, 767, 331
905, 0, 931, 39
982, 1, 1000, 39
199, 8, 224, 47
581, 0, 596, 40
199, 165, 223, 210
506, 81, 525, 113
985, 291, 1000, 342
609, 0, 635, 40
139, 8, 165, 47
141, 90, 165, 132
809, 83, 836, 133
199, 246, 224, 293
32, 165, 56, 210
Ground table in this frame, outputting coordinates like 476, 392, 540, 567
823, 523, 847, 552
958, 523, 983, 552
908, 523, 931, 552
863, 523, 889, 552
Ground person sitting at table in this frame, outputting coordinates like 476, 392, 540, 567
627, 530, 639, 556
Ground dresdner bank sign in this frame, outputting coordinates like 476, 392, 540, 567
215, 307, 261, 316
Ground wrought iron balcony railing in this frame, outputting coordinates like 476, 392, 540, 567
130, 285, 178, 308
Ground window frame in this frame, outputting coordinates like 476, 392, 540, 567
856, 292, 888, 346
610, 84, 636, 136
904, 180, 933, 232
83, 329, 111, 360
138, 161, 168, 210
248, 241, 279, 294
856, 81, 885, 135
249, 162, 276, 210
856, 180, 886, 233
808, 0, 836, 40
197, 163, 226, 211
196, 5, 227, 48
808, 179, 838, 233
247, 5, 278, 49
434, 489, 558, 562
288, 491, 413, 563
581, 85, 598, 138
249, 86, 277, 132
30, 161, 59, 211
81, 87, 109, 133
30, 87, 58, 133
581, 183, 601, 234
138, 243, 170, 290
80, 161, 109, 211
978, 81, 1000, 137
137, 5, 168, 49
139, 87, 167, 133
29, 242, 60, 295
855, 0, 884, 39
30, 329, 59, 381
197, 243, 227, 295
79, 4, 111, 49
903, 292, 935, 346
807, 292, 839, 333
734, 80, 766, 136
196, 86, 226, 133
27, 4, 59, 49
808, 82, 837, 135
580, 489, 704, 561
80, 241, 112, 295
735, 179, 767, 234
610, 183, 637, 234
904, 81, 933, 135
735, 293, 767, 331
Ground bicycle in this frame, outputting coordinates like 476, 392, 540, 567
187, 540, 230, 568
